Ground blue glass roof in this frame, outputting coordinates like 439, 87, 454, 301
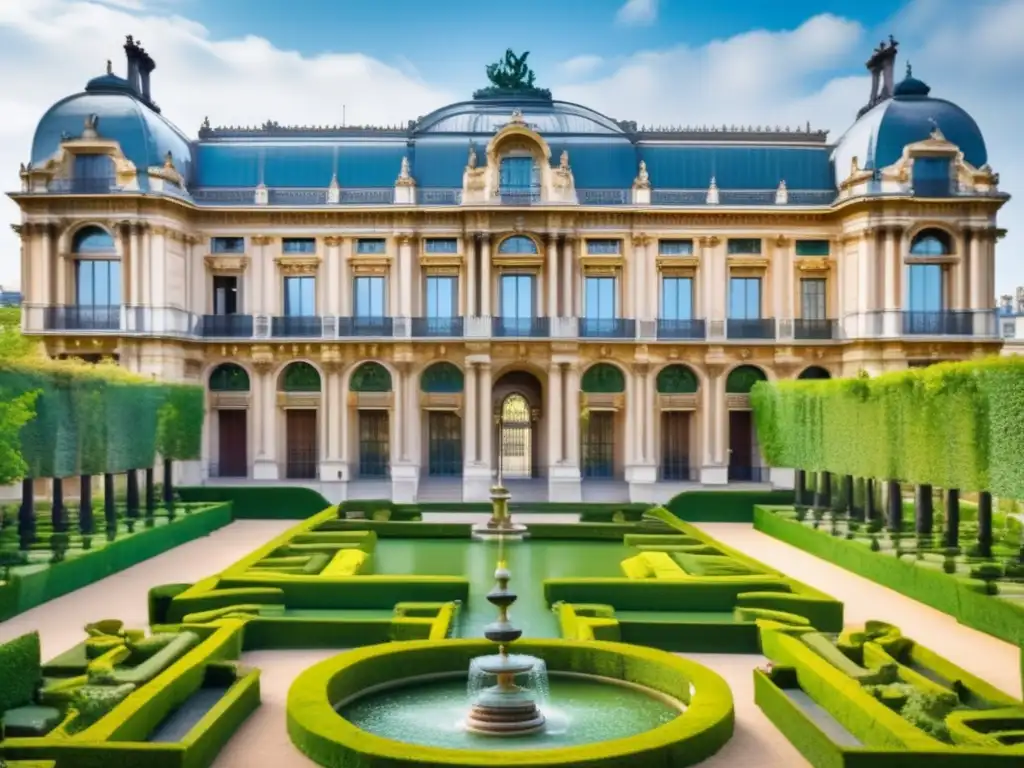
639, 145, 833, 190
414, 98, 626, 135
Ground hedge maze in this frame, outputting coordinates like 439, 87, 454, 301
2, 497, 1021, 768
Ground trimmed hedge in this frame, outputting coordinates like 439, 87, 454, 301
177, 486, 331, 519
750, 357, 1024, 497
754, 506, 1024, 643
1, 359, 203, 480
0, 503, 232, 622
666, 489, 796, 523
287, 638, 734, 768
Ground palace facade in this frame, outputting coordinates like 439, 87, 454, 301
12, 38, 1007, 503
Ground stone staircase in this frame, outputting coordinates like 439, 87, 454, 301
416, 477, 464, 503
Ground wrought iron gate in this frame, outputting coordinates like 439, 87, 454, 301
582, 411, 614, 478
660, 411, 693, 480
358, 411, 390, 478
498, 394, 533, 479
428, 411, 462, 476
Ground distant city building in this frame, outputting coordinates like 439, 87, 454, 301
998, 288, 1024, 354
11, 36, 1009, 503
0, 287, 22, 307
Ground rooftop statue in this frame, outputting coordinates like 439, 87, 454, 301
473, 49, 552, 100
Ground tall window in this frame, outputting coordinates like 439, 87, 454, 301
584, 276, 616, 319
425, 276, 457, 317
913, 157, 953, 197
907, 265, 944, 312
499, 157, 536, 191
72, 154, 115, 194
728, 277, 761, 319
213, 276, 238, 315
500, 274, 534, 318
354, 276, 386, 317
661, 277, 693, 320
800, 278, 827, 320
76, 260, 121, 306
284, 276, 315, 316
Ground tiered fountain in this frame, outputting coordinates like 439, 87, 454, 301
464, 542, 546, 735
471, 482, 529, 540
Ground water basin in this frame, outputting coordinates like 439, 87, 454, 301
338, 672, 682, 751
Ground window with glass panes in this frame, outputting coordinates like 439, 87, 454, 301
800, 278, 827, 320
728, 277, 761, 319
500, 274, 534, 318
284, 276, 315, 316
425, 276, 457, 317
661, 277, 693, 319
584, 276, 616, 319
76, 260, 121, 306
354, 276, 386, 317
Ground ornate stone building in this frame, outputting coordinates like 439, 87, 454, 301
12, 38, 1007, 503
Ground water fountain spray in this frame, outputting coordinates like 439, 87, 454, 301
464, 505, 546, 735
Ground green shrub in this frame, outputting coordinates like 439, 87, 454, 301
0, 631, 42, 713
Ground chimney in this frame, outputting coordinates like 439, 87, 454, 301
138, 47, 156, 102
858, 36, 899, 117
879, 35, 899, 99
1016, 286, 1024, 314
124, 35, 141, 94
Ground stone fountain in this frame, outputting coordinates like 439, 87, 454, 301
463, 531, 546, 735
470, 482, 529, 540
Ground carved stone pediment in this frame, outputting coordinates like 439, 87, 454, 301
205, 255, 248, 273
274, 255, 320, 275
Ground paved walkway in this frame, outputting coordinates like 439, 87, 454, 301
699, 522, 1022, 698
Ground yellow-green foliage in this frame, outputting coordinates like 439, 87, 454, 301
320, 549, 369, 577
751, 356, 1024, 497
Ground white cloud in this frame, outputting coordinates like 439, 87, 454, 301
1, 0, 1022, 295
616, 0, 659, 27
560, 54, 603, 79
555, 0, 1024, 292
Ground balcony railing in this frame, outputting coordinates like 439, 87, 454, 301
727, 318, 777, 340
498, 187, 541, 205
657, 318, 707, 340
44, 305, 121, 331
198, 314, 254, 338
342, 316, 394, 337
411, 316, 464, 337
902, 311, 974, 336
492, 317, 550, 338
793, 318, 837, 340
578, 318, 636, 339
271, 315, 323, 338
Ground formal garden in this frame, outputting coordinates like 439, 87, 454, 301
1, 303, 1022, 768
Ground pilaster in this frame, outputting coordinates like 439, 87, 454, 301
625, 362, 657, 488
391, 361, 419, 503
463, 359, 493, 501
700, 363, 727, 485
252, 358, 279, 480
550, 360, 581, 501
701, 236, 723, 324
968, 229, 986, 309
546, 234, 559, 317
466, 235, 478, 316
480, 235, 492, 316
546, 362, 564, 464
398, 235, 414, 317
561, 236, 574, 317
324, 236, 341, 315
882, 226, 902, 337
318, 357, 347, 482
339, 237, 353, 316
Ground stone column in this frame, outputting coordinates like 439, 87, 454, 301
882, 226, 901, 336
399, 235, 414, 317
547, 362, 564, 463
771, 235, 788, 321
129, 224, 141, 306
324, 237, 341, 315
954, 229, 969, 310
252, 363, 279, 479
318, 361, 345, 482
572, 239, 584, 317
140, 224, 152, 311
700, 366, 727, 484
623, 236, 636, 320
479, 235, 492, 316
856, 228, 876, 335
546, 234, 559, 317
478, 362, 494, 474
969, 229, 986, 309
464, 364, 478, 464
565, 364, 581, 466
54, 224, 69, 306
339, 366, 351, 468
702, 236, 723, 325
644, 366, 656, 462
259, 236, 277, 316
339, 238, 353, 316
388, 236, 400, 316
466, 235, 478, 317
561, 236, 574, 317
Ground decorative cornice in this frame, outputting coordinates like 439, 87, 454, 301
274, 255, 321, 275
204, 255, 248, 273
250, 235, 273, 246
700, 235, 721, 247
324, 236, 343, 247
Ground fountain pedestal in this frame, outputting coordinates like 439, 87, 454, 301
471, 485, 528, 540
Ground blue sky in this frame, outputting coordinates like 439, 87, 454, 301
0, 0, 1021, 291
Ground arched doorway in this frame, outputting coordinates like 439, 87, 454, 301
279, 362, 321, 479
656, 364, 699, 480
725, 365, 767, 482
350, 362, 392, 478
421, 362, 464, 477
580, 363, 625, 478
209, 363, 250, 478
798, 366, 831, 380
492, 369, 543, 480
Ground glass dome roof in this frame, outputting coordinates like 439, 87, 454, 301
413, 97, 627, 136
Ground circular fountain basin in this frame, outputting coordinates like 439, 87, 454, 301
471, 521, 530, 540
341, 673, 680, 749
287, 639, 735, 768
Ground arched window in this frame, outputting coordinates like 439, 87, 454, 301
279, 362, 321, 392
725, 365, 767, 394
209, 363, 250, 392
797, 366, 831, 380
350, 362, 392, 392
909, 229, 953, 257
501, 393, 531, 423
581, 363, 625, 393
656, 365, 699, 394
497, 235, 539, 255
72, 226, 116, 254
420, 362, 464, 393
